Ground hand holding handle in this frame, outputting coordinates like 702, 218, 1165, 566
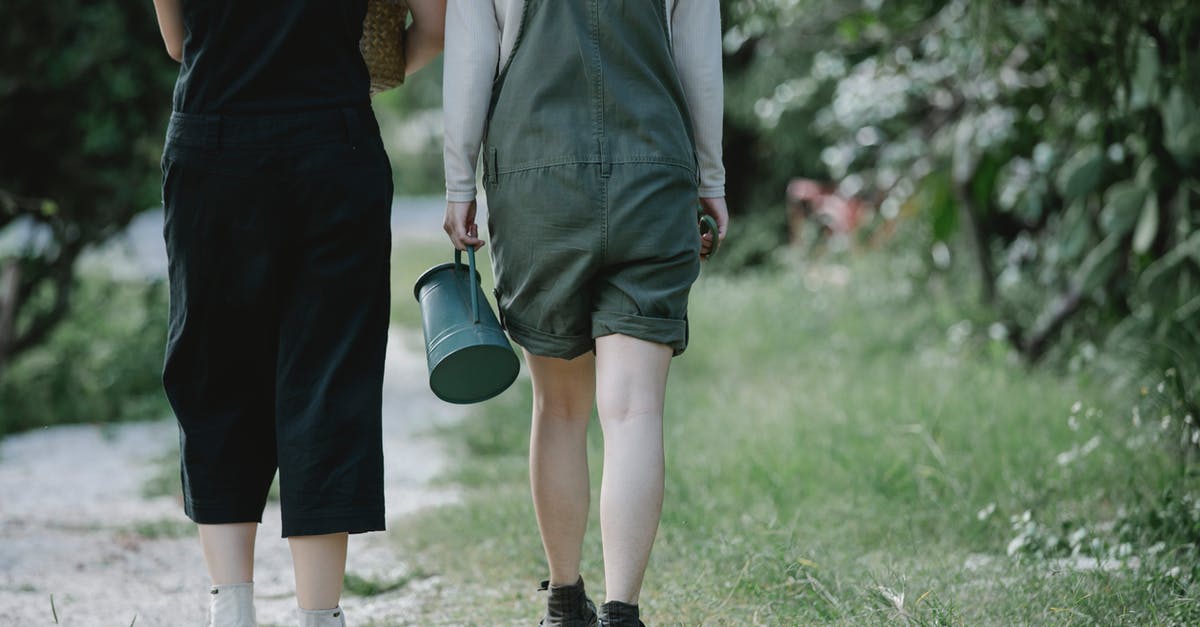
454, 246, 481, 323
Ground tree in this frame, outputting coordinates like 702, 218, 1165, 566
0, 1, 177, 373
723, 0, 1199, 413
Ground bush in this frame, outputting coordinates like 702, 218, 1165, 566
0, 276, 169, 437
724, 0, 1198, 420
0, 1, 176, 371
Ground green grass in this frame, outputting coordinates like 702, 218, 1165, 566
343, 569, 431, 597
385, 250, 1200, 625
128, 518, 196, 540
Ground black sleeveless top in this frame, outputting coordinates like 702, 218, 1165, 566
172, 0, 372, 114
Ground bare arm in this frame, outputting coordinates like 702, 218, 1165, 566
152, 0, 184, 62
404, 0, 446, 77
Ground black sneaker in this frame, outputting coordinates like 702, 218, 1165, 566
598, 601, 645, 627
538, 577, 599, 627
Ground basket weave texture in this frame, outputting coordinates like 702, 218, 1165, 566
360, 0, 408, 95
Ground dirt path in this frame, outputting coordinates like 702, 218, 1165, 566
0, 329, 465, 626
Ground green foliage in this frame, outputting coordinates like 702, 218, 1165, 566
372, 58, 447, 196
1056, 146, 1107, 203
724, 0, 1199, 408
705, 209, 791, 272
0, 1, 176, 367
0, 276, 169, 437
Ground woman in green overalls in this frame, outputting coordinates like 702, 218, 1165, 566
443, 2, 728, 625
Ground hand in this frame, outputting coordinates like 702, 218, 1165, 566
444, 200, 486, 251
699, 196, 729, 258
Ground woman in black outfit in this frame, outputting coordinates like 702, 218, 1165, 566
150, 2, 445, 625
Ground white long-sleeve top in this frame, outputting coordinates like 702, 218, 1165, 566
443, 0, 725, 202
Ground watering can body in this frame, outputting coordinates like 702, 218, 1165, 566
413, 247, 519, 404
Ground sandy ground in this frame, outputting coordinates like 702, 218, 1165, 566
0, 207, 477, 626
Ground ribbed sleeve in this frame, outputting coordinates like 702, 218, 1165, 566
443, 0, 501, 202
672, 0, 725, 198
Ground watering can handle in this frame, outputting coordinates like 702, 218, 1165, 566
454, 246, 481, 324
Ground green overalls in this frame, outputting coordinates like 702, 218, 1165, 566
483, 0, 703, 360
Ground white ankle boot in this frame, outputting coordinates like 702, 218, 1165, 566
208, 583, 256, 627
299, 606, 346, 627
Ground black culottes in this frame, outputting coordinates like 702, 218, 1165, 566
160, 106, 392, 537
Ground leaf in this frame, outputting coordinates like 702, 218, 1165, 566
1059, 200, 1092, 261
922, 172, 958, 242
971, 154, 1003, 211
1183, 230, 1200, 264
1137, 231, 1200, 294
932, 203, 958, 242
1015, 180, 1046, 224
1162, 87, 1200, 165
1099, 181, 1148, 237
1135, 157, 1158, 187
1054, 145, 1105, 201
1132, 193, 1159, 254
1130, 36, 1161, 110
836, 20, 861, 44
1174, 293, 1200, 323
1073, 234, 1124, 294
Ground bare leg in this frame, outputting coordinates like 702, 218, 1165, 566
288, 532, 348, 610
199, 523, 257, 585
594, 334, 672, 605
525, 350, 596, 586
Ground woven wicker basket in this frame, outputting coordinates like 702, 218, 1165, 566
360, 0, 408, 95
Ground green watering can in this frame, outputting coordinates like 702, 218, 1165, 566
413, 246, 520, 404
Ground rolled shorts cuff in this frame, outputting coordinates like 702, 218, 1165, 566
281, 508, 386, 538
592, 311, 689, 356
504, 317, 594, 360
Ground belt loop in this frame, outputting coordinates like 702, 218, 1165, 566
486, 147, 499, 186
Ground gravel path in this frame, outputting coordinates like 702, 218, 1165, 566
0, 205, 475, 625
0, 329, 464, 626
